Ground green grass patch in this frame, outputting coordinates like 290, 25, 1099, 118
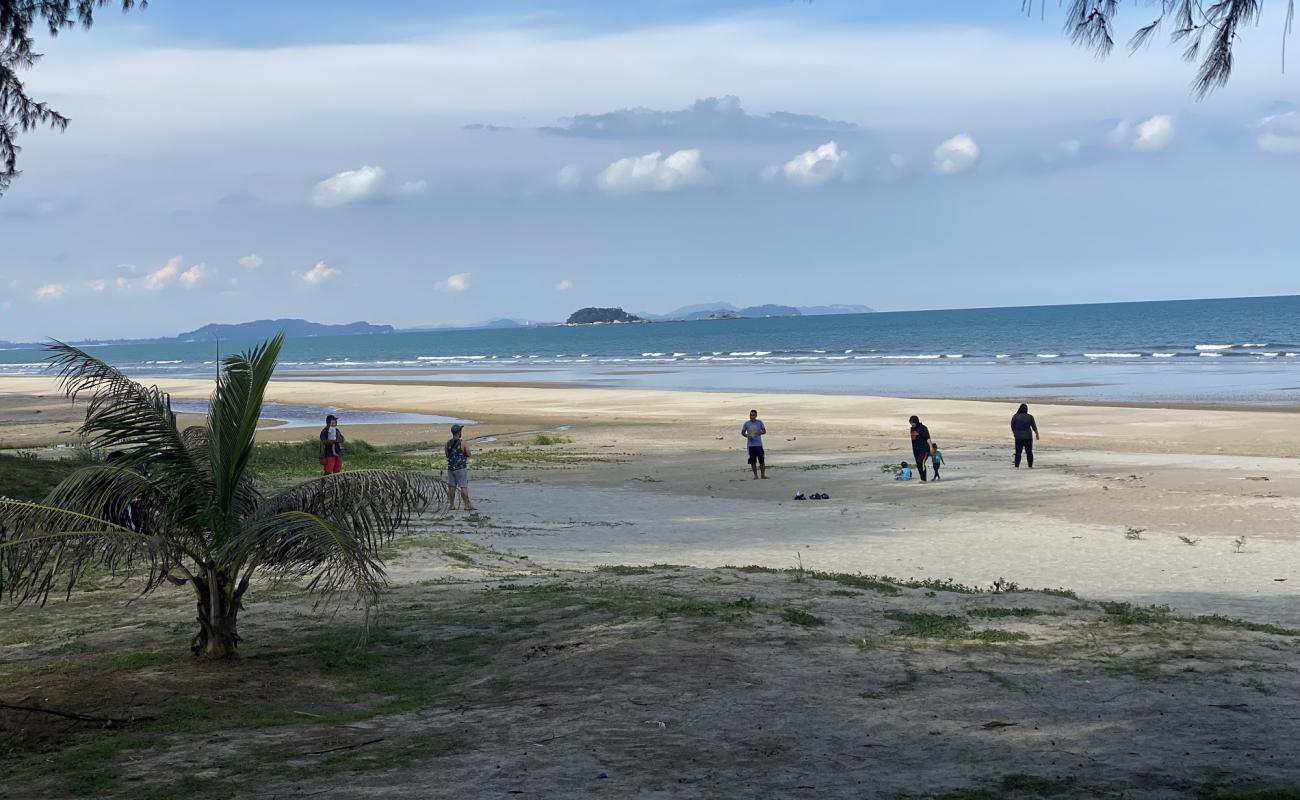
252, 439, 416, 481
726, 564, 781, 574
0, 452, 81, 502
967, 607, 1045, 619
657, 598, 723, 618
1100, 602, 1173, 625
886, 612, 971, 639
781, 608, 826, 627
1184, 614, 1299, 637
807, 571, 901, 596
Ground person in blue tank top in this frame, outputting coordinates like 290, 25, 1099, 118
741, 409, 768, 479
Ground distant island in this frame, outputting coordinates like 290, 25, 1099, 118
638, 302, 874, 322
565, 307, 645, 325
177, 319, 393, 341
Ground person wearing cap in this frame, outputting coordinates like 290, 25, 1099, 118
319, 414, 345, 475
444, 424, 474, 511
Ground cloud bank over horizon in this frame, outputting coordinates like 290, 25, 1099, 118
2, 5, 1298, 340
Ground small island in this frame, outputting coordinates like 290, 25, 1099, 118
564, 307, 646, 325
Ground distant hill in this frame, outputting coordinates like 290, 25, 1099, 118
641, 301, 874, 321
176, 319, 394, 341
565, 307, 644, 325
798, 304, 875, 315
404, 318, 553, 331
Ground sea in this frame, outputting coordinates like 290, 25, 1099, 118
4, 295, 1299, 406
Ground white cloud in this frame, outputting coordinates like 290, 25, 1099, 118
34, 283, 66, 301
396, 179, 428, 196
1060, 139, 1082, 156
767, 141, 848, 187
434, 272, 472, 292
310, 165, 387, 208
238, 253, 263, 269
141, 256, 183, 291
596, 149, 710, 194
83, 279, 108, 293
932, 134, 981, 174
295, 261, 340, 285
179, 263, 207, 289
889, 153, 907, 170
555, 279, 574, 291
1258, 112, 1300, 154
555, 164, 582, 190
1110, 114, 1175, 152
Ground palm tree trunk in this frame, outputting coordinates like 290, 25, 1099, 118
190, 568, 244, 659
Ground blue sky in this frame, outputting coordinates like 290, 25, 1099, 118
1, 0, 1297, 339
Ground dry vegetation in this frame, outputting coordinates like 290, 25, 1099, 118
2, 539, 1298, 800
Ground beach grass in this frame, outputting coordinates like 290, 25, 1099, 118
249, 438, 614, 483
0, 452, 82, 501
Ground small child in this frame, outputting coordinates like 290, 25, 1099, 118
930, 443, 945, 481
896, 461, 913, 481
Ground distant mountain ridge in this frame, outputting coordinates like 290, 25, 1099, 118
639, 302, 874, 321
177, 319, 393, 341
403, 318, 554, 331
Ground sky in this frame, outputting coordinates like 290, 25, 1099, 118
1, 0, 1297, 340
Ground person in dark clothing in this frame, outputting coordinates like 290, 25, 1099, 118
908, 415, 933, 483
319, 414, 345, 474
1011, 403, 1039, 469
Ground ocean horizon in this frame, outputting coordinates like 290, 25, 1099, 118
4, 294, 1298, 405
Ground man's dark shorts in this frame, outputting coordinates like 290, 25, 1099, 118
747, 446, 765, 466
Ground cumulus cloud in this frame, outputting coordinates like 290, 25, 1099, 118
1110, 115, 1175, 152
295, 261, 340, 285
238, 253, 263, 269
141, 256, 184, 291
434, 272, 472, 292
889, 153, 907, 170
34, 283, 66, 301
538, 96, 861, 141
555, 279, 574, 291
310, 165, 387, 207
597, 149, 710, 194
1060, 139, 1082, 157
932, 134, 981, 174
555, 164, 581, 190
766, 141, 849, 187
179, 264, 207, 289
309, 166, 429, 206
83, 279, 108, 293
1257, 112, 1300, 154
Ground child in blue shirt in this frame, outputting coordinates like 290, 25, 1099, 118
930, 443, 945, 481
896, 461, 913, 481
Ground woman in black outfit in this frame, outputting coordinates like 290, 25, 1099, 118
1011, 403, 1039, 468
908, 415, 933, 482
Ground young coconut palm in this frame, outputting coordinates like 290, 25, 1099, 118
0, 336, 446, 660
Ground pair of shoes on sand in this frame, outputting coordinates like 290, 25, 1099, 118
794, 492, 831, 501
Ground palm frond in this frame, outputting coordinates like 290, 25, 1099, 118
0, 500, 177, 604
206, 335, 282, 539
252, 469, 444, 534
235, 510, 389, 600
44, 341, 209, 491
41, 463, 160, 530
224, 470, 444, 600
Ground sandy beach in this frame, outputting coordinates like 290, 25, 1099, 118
2, 375, 1296, 626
